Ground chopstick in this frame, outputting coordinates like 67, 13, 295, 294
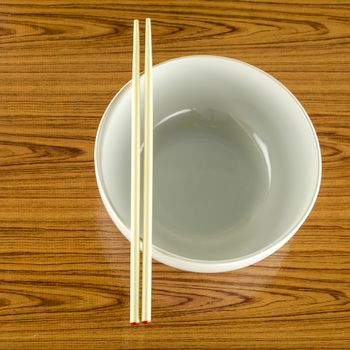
142, 18, 153, 325
130, 19, 141, 325
130, 18, 153, 326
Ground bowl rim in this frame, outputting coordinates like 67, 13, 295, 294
94, 54, 322, 273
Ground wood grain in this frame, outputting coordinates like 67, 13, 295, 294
0, 0, 349, 349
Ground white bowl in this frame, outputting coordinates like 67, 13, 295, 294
95, 55, 321, 273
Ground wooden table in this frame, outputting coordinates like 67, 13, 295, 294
1, 1, 349, 349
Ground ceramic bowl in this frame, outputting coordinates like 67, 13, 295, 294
95, 55, 321, 273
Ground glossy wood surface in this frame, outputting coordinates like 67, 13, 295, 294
0, 1, 349, 349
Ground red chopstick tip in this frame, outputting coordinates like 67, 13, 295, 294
142, 321, 151, 325
131, 322, 140, 326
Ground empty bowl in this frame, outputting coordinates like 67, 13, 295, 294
95, 55, 321, 273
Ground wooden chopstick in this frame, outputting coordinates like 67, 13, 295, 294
142, 18, 153, 324
130, 19, 141, 325
130, 18, 153, 326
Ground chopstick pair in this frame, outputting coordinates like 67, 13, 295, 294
130, 18, 153, 325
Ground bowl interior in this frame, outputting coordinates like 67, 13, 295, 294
97, 56, 320, 262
